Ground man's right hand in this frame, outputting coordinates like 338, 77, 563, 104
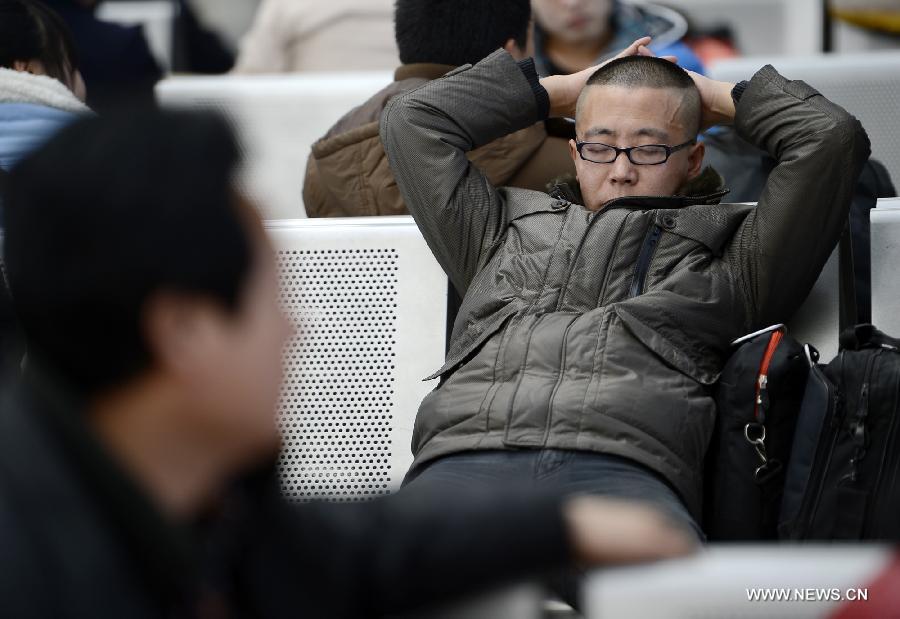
563, 495, 697, 567
539, 36, 676, 118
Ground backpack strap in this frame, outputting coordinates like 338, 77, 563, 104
839, 221, 859, 333
840, 324, 900, 352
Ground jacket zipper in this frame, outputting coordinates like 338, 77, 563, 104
754, 329, 785, 424
554, 202, 643, 311
628, 223, 663, 298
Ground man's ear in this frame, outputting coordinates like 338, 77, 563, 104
686, 140, 705, 180
142, 292, 220, 379
569, 138, 580, 179
503, 38, 526, 61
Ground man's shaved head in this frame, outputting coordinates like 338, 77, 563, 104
567, 55, 706, 211
576, 56, 701, 137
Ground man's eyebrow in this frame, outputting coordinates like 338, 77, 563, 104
635, 127, 670, 141
581, 127, 671, 141
583, 127, 614, 138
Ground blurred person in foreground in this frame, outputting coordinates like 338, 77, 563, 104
0, 0, 90, 173
41, 0, 161, 112
0, 108, 694, 618
304, 0, 575, 218
382, 37, 869, 541
532, 0, 704, 76
235, 0, 398, 73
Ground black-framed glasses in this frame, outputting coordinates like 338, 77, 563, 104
575, 139, 696, 165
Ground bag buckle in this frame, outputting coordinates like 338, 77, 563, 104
744, 422, 781, 482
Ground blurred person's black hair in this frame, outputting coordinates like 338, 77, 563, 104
394, 0, 531, 67
0, 0, 80, 90
3, 109, 253, 397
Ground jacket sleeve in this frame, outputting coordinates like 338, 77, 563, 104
726, 66, 871, 328
264, 489, 571, 617
379, 50, 546, 294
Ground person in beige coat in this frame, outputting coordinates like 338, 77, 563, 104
303, 0, 576, 218
234, 0, 398, 73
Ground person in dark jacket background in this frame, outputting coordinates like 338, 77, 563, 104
42, 0, 161, 112
0, 107, 694, 618
0, 0, 90, 173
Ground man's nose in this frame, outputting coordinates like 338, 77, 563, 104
608, 152, 638, 185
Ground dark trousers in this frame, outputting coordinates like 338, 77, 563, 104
404, 449, 703, 540
403, 449, 703, 607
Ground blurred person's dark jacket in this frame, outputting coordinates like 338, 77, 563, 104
170, 0, 234, 75
42, 0, 161, 113
303, 64, 575, 217
0, 229, 22, 374
0, 171, 21, 372
0, 366, 571, 618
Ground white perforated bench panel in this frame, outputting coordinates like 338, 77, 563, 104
266, 217, 446, 501
871, 199, 900, 337
709, 52, 900, 189
155, 72, 393, 220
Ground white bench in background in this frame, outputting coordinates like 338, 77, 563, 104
266, 216, 446, 502
871, 198, 900, 336
156, 71, 394, 220
709, 52, 900, 191
665, 0, 823, 56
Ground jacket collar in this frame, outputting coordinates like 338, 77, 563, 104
0, 68, 90, 115
548, 165, 730, 210
394, 63, 456, 82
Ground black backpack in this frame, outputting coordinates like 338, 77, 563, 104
779, 324, 900, 540
705, 324, 809, 540
705, 222, 900, 541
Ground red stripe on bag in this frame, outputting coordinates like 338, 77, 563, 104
754, 329, 784, 422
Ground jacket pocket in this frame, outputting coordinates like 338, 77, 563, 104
615, 306, 720, 385
424, 304, 519, 381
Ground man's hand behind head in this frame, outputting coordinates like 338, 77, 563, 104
686, 70, 737, 131
541, 36, 676, 118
